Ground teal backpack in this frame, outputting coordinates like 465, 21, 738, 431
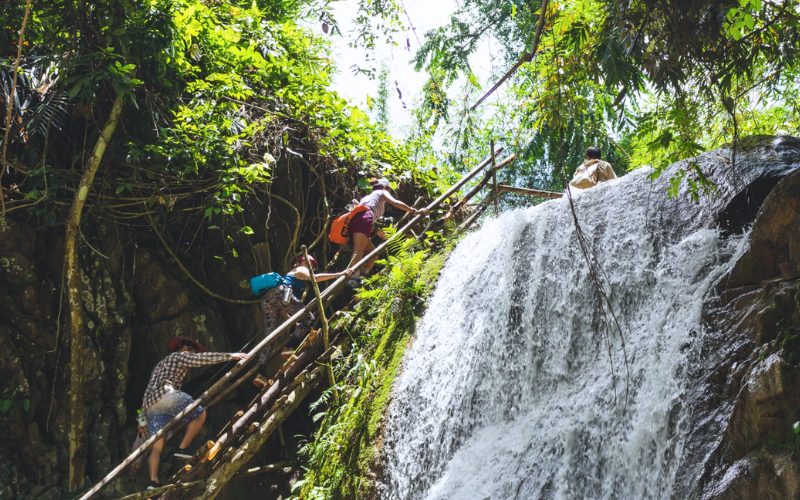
249, 272, 285, 296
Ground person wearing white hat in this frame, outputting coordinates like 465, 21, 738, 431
345, 177, 427, 282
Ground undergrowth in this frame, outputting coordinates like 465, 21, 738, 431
293, 236, 451, 499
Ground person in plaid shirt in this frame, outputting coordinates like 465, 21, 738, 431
140, 336, 246, 487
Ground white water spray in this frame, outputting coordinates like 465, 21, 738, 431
382, 168, 749, 499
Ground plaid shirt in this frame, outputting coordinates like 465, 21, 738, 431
142, 351, 233, 410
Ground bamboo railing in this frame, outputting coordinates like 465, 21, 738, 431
78, 148, 515, 499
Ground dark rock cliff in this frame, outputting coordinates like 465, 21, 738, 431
0, 217, 265, 498
677, 139, 800, 499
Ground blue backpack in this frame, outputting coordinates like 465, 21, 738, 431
249, 272, 285, 296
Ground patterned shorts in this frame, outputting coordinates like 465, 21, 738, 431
145, 389, 204, 436
258, 287, 315, 364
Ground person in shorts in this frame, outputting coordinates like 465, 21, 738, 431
345, 177, 427, 281
140, 336, 246, 487
254, 254, 349, 379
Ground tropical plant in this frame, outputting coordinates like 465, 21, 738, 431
411, 0, 800, 195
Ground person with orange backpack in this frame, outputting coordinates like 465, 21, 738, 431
336, 178, 427, 284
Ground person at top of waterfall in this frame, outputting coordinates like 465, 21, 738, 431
140, 336, 247, 488
345, 177, 428, 281
253, 254, 350, 385
569, 147, 618, 190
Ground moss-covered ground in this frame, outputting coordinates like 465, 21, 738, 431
294, 237, 452, 499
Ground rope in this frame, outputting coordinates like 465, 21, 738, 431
565, 185, 631, 410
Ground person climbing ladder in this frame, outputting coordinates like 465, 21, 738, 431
342, 177, 427, 283
250, 254, 350, 385
140, 337, 246, 489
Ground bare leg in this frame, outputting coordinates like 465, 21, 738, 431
178, 410, 206, 449
361, 239, 378, 274
258, 290, 281, 366
148, 436, 165, 482
348, 232, 372, 277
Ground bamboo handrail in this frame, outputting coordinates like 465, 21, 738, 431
78, 148, 510, 500
495, 184, 562, 199
200, 366, 324, 499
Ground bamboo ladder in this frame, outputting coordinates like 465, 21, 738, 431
79, 147, 547, 499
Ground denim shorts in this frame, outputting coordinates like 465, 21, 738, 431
145, 389, 204, 436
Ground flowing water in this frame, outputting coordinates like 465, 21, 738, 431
381, 166, 752, 499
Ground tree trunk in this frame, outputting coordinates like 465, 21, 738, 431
66, 93, 124, 492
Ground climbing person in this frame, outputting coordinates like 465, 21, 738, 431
140, 336, 247, 489
569, 147, 618, 189
344, 177, 427, 283
251, 254, 350, 385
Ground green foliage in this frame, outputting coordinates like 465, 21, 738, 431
295, 238, 450, 499
410, 0, 800, 197
372, 64, 390, 132
1, 0, 446, 254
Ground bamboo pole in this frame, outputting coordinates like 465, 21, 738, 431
458, 195, 496, 232
239, 462, 292, 477
199, 366, 325, 499
118, 463, 292, 500
491, 140, 498, 213
200, 336, 324, 466
495, 184, 562, 199
170, 334, 341, 493
302, 245, 335, 388
205, 364, 261, 409
79, 148, 503, 499
116, 480, 204, 500
442, 153, 516, 221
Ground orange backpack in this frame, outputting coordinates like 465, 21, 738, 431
328, 204, 369, 245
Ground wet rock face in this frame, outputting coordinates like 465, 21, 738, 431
724, 167, 800, 288
0, 219, 260, 498
681, 168, 800, 499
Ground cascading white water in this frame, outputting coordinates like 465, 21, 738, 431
381, 167, 749, 499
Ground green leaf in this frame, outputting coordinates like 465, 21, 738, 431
0, 400, 11, 413
240, 226, 254, 235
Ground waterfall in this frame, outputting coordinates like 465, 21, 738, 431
381, 166, 751, 499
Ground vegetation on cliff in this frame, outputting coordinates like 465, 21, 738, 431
295, 238, 451, 498
2, 0, 800, 497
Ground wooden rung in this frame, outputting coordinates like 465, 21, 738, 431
207, 441, 223, 462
